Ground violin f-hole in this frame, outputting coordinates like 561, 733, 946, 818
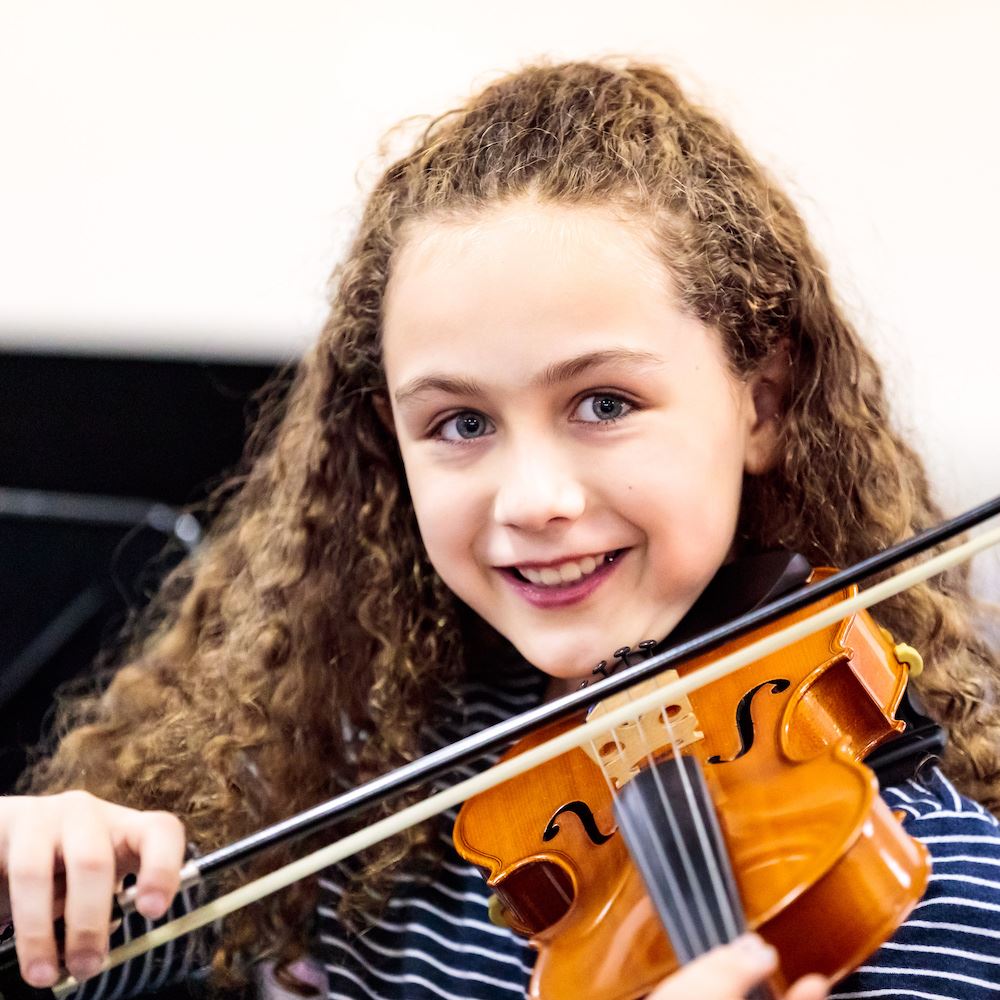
708, 679, 790, 765
542, 801, 615, 846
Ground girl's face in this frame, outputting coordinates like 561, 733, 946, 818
382, 200, 780, 680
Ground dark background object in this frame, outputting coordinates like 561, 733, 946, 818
0, 349, 282, 792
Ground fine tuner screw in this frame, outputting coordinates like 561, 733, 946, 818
612, 645, 640, 671
593, 641, 660, 680
580, 639, 658, 692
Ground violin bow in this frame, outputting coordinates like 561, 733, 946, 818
11, 494, 1000, 997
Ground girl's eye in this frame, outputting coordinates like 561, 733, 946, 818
574, 394, 633, 423
436, 411, 494, 441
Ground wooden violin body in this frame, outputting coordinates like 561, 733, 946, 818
454, 573, 930, 999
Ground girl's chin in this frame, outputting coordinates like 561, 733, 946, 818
514, 638, 606, 682
510, 612, 683, 683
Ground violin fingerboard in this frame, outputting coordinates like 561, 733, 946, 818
613, 754, 747, 964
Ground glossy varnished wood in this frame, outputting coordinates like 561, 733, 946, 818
454, 574, 930, 999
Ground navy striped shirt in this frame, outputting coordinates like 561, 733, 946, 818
830, 769, 1000, 999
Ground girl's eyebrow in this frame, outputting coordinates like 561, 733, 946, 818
394, 373, 484, 405
393, 348, 664, 405
537, 348, 664, 387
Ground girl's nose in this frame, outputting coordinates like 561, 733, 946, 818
492, 446, 587, 531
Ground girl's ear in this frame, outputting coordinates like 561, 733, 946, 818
744, 340, 791, 475
373, 392, 397, 436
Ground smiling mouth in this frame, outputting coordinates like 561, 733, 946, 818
506, 549, 625, 588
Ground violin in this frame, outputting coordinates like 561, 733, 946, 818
454, 562, 930, 998
1, 497, 998, 999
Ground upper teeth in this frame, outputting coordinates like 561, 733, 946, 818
519, 553, 609, 587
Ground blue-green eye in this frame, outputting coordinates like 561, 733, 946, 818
575, 394, 632, 423
437, 411, 494, 441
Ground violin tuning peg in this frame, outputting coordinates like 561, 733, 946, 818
592, 660, 609, 678
637, 640, 657, 657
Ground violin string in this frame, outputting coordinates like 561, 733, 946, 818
592, 721, 705, 960
610, 687, 743, 958
631, 709, 717, 955
611, 778, 701, 960
653, 701, 740, 943
605, 674, 726, 958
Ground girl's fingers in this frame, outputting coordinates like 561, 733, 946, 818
61, 797, 117, 981
123, 809, 186, 920
786, 974, 830, 1000
6, 816, 59, 988
1, 793, 187, 988
646, 936, 830, 1000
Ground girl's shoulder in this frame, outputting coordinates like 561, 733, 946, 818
884, 765, 1000, 839
830, 767, 1000, 1000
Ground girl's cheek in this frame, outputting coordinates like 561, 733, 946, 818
408, 484, 477, 578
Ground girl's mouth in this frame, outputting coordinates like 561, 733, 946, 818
500, 549, 628, 608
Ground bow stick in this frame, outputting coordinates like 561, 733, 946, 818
9, 494, 1000, 997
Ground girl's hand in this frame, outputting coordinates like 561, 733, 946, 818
647, 935, 829, 1000
0, 791, 186, 989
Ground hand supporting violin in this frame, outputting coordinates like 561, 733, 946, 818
646, 936, 828, 1000
0, 792, 185, 989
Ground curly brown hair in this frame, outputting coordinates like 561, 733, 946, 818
27, 58, 999, 985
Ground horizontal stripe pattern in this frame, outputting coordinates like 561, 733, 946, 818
830, 767, 1000, 1000
73, 876, 205, 1000
318, 665, 546, 999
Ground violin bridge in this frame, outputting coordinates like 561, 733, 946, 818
583, 670, 704, 790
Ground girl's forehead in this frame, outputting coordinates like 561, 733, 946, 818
381, 201, 728, 401
382, 200, 680, 372
390, 198, 663, 281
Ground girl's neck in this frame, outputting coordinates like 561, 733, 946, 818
544, 675, 581, 703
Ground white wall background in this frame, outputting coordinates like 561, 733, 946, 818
0, 1, 997, 598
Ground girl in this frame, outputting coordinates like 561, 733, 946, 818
5, 59, 1000, 1000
